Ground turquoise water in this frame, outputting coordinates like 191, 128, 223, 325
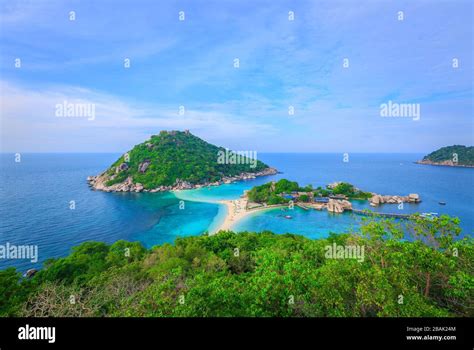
233, 207, 362, 239
0, 153, 472, 271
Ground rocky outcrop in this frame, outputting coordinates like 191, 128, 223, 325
116, 162, 129, 173
416, 160, 474, 168
174, 179, 193, 190
369, 193, 421, 206
327, 199, 352, 213
87, 167, 278, 193
327, 182, 342, 189
25, 269, 38, 278
138, 161, 150, 173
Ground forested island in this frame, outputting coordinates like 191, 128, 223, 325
1, 216, 471, 317
417, 145, 474, 167
87, 130, 277, 192
243, 179, 419, 212
247, 179, 373, 205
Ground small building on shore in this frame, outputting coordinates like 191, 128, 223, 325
282, 194, 295, 200
329, 194, 347, 200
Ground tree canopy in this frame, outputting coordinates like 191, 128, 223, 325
104, 130, 271, 188
1, 215, 472, 317
422, 145, 474, 166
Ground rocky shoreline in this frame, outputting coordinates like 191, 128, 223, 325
415, 160, 474, 168
299, 193, 420, 214
369, 193, 420, 206
87, 167, 279, 193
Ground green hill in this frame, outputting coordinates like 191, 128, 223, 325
418, 145, 474, 167
88, 130, 276, 191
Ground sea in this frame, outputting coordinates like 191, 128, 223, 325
1, 153, 473, 271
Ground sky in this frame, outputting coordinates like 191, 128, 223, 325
0, 0, 472, 153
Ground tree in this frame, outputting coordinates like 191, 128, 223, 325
4, 216, 472, 318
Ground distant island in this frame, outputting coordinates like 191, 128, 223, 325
87, 130, 277, 192
416, 145, 474, 168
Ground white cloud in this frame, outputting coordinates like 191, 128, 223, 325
0, 80, 276, 152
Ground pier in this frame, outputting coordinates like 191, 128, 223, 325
350, 208, 412, 219
296, 203, 310, 210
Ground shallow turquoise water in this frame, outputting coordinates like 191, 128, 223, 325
1, 153, 472, 271
233, 207, 361, 239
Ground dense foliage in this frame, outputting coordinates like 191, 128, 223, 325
1, 216, 472, 317
105, 131, 270, 188
330, 182, 373, 200
422, 145, 474, 166
247, 179, 300, 204
247, 179, 372, 203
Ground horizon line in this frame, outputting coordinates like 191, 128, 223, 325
0, 151, 429, 155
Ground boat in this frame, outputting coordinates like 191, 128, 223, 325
284, 215, 292, 219
420, 212, 439, 219
439, 201, 446, 205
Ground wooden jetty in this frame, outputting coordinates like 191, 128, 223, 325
296, 203, 310, 210
350, 208, 411, 219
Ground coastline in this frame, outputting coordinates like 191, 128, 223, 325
87, 167, 278, 193
415, 160, 474, 168
214, 199, 286, 233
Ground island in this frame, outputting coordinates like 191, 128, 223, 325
416, 145, 474, 168
87, 130, 277, 192
216, 179, 421, 231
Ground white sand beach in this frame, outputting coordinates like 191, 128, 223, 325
215, 198, 287, 233
215, 198, 250, 232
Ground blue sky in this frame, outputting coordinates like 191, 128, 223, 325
0, 0, 472, 152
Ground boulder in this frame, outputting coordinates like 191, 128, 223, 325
181, 181, 193, 190
116, 162, 129, 173
138, 161, 150, 173
370, 195, 382, 205
312, 203, 324, 210
327, 182, 342, 189
340, 200, 353, 210
327, 199, 344, 213
25, 269, 38, 278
